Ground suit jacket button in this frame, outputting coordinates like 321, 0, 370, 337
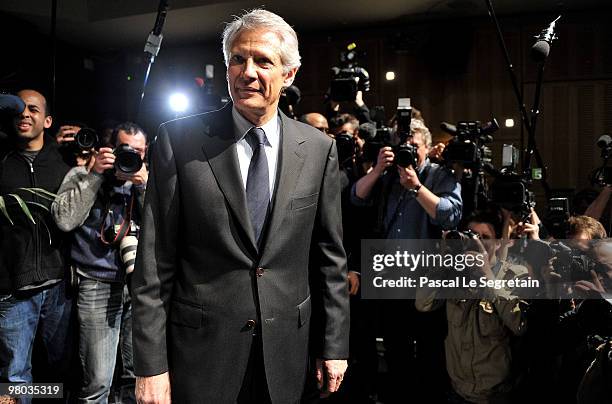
255, 267, 265, 277
246, 319, 257, 329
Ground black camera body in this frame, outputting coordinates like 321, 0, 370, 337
74, 127, 99, 150
591, 134, 612, 186
114, 143, 143, 175
363, 99, 417, 168
335, 132, 357, 166
526, 240, 597, 283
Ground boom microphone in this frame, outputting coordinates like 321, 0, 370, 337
530, 15, 561, 62
0, 94, 25, 115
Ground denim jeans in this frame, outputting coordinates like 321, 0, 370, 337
76, 277, 133, 404
0, 280, 74, 404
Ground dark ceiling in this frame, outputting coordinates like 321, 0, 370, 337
1, 0, 609, 51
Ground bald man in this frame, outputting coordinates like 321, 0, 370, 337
0, 90, 73, 396
300, 112, 329, 134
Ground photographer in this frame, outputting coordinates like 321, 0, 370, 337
0, 89, 73, 397
417, 210, 528, 404
351, 118, 462, 403
51, 122, 147, 403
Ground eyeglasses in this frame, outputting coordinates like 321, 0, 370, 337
316, 127, 329, 134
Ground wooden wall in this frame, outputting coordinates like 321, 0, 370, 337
293, 9, 612, 201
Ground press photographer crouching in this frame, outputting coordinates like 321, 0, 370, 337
417, 210, 528, 404
51, 122, 147, 403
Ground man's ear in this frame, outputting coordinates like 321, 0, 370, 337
44, 115, 53, 129
283, 67, 298, 87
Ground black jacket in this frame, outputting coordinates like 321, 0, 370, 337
0, 136, 71, 293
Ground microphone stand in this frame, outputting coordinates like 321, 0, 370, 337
136, 0, 170, 121
484, 0, 553, 199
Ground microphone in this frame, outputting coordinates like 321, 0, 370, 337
530, 15, 561, 62
440, 122, 456, 135
0, 94, 25, 115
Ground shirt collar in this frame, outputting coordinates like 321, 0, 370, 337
232, 106, 280, 149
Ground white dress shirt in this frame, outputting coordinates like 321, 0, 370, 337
232, 106, 280, 199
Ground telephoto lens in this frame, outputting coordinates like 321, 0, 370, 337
119, 222, 139, 274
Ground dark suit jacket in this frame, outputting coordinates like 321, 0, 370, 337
132, 103, 350, 403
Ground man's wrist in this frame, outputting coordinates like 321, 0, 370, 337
408, 183, 422, 196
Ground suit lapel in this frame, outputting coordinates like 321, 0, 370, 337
201, 104, 258, 253
260, 112, 306, 257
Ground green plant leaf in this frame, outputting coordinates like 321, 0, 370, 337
26, 201, 50, 211
18, 187, 57, 201
0, 196, 14, 225
8, 194, 36, 224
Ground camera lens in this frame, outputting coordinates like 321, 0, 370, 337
75, 128, 98, 150
114, 144, 143, 174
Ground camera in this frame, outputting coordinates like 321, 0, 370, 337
489, 171, 536, 214
114, 143, 143, 175
74, 128, 99, 150
335, 131, 357, 166
329, 43, 370, 102
542, 197, 570, 239
525, 240, 598, 282
440, 119, 497, 168
591, 134, 612, 186
363, 99, 417, 168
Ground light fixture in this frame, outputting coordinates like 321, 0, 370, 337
169, 92, 189, 113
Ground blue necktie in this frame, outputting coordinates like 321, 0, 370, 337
246, 127, 270, 243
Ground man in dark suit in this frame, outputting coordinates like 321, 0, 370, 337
132, 9, 350, 404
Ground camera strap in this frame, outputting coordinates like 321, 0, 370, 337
99, 190, 135, 247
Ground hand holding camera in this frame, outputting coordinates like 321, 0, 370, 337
93, 147, 115, 174
374, 146, 394, 175
56, 125, 81, 144
92, 145, 147, 185
398, 165, 420, 190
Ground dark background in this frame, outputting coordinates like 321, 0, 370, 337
1, 0, 611, 207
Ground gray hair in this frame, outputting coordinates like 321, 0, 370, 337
411, 119, 432, 149
222, 9, 301, 75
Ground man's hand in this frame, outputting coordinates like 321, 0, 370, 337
397, 165, 420, 189
136, 373, 171, 404
116, 164, 148, 186
347, 271, 360, 295
92, 147, 115, 175
55, 125, 81, 144
374, 147, 394, 176
428, 142, 445, 162
315, 359, 348, 398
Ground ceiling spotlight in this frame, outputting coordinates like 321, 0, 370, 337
169, 92, 189, 113
385, 71, 396, 81
504, 118, 515, 128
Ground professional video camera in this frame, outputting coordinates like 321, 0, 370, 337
440, 119, 497, 168
480, 142, 536, 215
329, 42, 370, 102
362, 98, 417, 168
591, 134, 612, 186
